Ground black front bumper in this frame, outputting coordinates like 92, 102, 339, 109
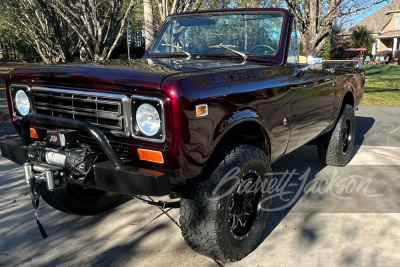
0, 114, 171, 196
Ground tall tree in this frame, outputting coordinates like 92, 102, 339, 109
285, 0, 392, 56
143, 0, 204, 48
0, 6, 17, 60
144, 0, 155, 49
48, 0, 136, 61
156, 0, 203, 22
202, 0, 281, 9
2, 0, 75, 63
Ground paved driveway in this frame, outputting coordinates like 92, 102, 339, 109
1, 102, 400, 266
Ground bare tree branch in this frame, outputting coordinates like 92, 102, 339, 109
285, 0, 392, 55
2, 0, 76, 63
48, 0, 135, 61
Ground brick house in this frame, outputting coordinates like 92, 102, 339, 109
342, 0, 400, 58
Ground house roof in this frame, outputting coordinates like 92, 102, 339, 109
342, 0, 400, 35
378, 29, 400, 37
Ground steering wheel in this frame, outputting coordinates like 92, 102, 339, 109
250, 45, 275, 55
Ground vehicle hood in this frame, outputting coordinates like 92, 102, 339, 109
7, 58, 254, 92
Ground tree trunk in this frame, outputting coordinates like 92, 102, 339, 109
48, 0, 135, 62
302, 33, 318, 56
4, 42, 9, 60
3, 0, 75, 64
144, 0, 155, 49
12, 41, 17, 60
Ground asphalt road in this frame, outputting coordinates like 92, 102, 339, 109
1, 91, 400, 266
355, 106, 400, 147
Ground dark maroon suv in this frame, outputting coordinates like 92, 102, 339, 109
0, 8, 364, 261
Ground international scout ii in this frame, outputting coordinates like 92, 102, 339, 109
0, 8, 364, 261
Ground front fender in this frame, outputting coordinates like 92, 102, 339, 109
172, 105, 271, 179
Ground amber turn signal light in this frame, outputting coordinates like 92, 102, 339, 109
196, 104, 208, 117
30, 128, 38, 139
138, 149, 164, 164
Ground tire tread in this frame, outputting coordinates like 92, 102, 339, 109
318, 104, 355, 166
180, 144, 270, 261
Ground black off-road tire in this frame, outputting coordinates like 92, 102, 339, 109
180, 144, 271, 262
317, 104, 356, 166
37, 183, 124, 215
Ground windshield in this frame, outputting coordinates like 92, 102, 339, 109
150, 12, 285, 57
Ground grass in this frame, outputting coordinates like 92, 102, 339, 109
363, 64, 400, 106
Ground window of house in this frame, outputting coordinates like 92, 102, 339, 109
395, 16, 400, 29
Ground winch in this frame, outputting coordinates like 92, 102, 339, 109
23, 130, 98, 190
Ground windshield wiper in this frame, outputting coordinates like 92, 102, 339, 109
209, 43, 247, 62
161, 44, 191, 59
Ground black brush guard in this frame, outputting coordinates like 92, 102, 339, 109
0, 114, 171, 196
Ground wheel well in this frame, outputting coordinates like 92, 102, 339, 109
217, 121, 270, 156
342, 91, 354, 108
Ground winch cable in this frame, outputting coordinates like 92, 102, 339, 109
29, 177, 48, 239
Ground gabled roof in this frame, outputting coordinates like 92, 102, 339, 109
342, 0, 400, 35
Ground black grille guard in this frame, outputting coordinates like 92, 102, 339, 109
21, 113, 124, 168
15, 113, 171, 196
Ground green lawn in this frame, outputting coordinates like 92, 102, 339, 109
363, 64, 400, 106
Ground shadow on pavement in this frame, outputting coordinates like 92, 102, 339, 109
256, 146, 325, 247
354, 116, 375, 146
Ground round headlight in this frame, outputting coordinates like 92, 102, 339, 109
136, 103, 161, 136
15, 90, 30, 116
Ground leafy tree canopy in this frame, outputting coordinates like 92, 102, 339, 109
349, 26, 375, 54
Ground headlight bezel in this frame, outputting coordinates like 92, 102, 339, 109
10, 84, 32, 118
131, 95, 165, 143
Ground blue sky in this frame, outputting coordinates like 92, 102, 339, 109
352, 1, 389, 24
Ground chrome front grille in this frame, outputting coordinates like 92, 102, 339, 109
31, 87, 129, 134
